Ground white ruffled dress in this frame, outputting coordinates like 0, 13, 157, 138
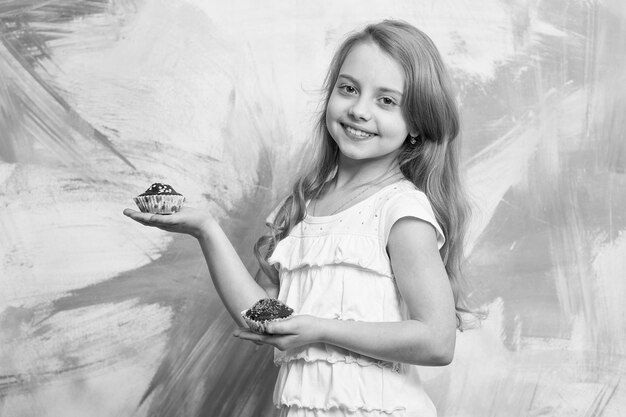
267, 180, 446, 417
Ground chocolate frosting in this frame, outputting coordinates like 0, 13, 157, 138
245, 298, 294, 321
139, 183, 182, 196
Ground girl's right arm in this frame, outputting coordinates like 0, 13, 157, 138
123, 206, 276, 326
197, 219, 277, 324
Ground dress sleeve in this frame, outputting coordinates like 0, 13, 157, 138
380, 191, 446, 250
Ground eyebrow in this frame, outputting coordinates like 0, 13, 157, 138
337, 73, 403, 97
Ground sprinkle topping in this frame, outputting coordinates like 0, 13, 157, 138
139, 183, 182, 196
245, 298, 294, 321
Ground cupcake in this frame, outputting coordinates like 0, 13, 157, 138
241, 298, 295, 334
133, 183, 185, 214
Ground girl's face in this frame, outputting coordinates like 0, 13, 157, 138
326, 41, 414, 165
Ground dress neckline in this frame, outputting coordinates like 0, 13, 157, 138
305, 179, 407, 223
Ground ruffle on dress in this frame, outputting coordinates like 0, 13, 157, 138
276, 267, 407, 323
274, 343, 401, 372
278, 406, 400, 417
274, 360, 408, 415
268, 233, 392, 278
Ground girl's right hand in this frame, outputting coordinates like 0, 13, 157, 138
122, 206, 215, 238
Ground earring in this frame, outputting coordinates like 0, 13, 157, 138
409, 135, 418, 145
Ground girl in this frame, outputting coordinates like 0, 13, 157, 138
124, 19, 476, 417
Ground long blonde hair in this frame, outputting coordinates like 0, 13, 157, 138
254, 20, 482, 330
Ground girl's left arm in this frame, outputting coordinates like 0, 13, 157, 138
234, 217, 457, 366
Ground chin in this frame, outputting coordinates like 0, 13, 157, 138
334, 142, 369, 160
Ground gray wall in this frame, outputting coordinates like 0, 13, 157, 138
1, 1, 625, 416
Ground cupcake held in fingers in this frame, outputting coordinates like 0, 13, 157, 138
134, 183, 185, 214
241, 298, 295, 334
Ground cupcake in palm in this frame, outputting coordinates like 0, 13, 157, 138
133, 183, 185, 214
241, 298, 295, 334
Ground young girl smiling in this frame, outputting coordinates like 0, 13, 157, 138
125, 19, 475, 417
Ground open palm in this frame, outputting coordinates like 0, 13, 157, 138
123, 206, 214, 238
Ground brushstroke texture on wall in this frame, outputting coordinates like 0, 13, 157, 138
0, 1, 624, 416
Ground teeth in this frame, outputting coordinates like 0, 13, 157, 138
345, 125, 373, 138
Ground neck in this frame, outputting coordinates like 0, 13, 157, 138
333, 154, 402, 189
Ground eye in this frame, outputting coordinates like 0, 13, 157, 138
338, 84, 357, 95
379, 96, 398, 107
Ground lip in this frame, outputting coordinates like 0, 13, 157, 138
340, 122, 377, 139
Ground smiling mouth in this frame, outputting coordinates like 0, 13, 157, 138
341, 123, 376, 139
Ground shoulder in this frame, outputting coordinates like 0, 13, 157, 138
265, 194, 291, 224
379, 180, 445, 250
386, 180, 431, 206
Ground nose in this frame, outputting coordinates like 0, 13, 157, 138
348, 97, 371, 121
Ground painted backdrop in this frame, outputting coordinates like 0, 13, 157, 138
1, 1, 625, 416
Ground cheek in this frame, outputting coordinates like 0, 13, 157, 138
326, 94, 340, 119
325, 96, 343, 132
380, 114, 410, 138
396, 121, 411, 138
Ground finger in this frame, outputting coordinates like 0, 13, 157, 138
233, 331, 263, 346
235, 331, 265, 342
127, 215, 156, 227
123, 209, 176, 227
238, 334, 274, 347
123, 208, 146, 217
126, 217, 160, 229
147, 213, 177, 225
123, 209, 156, 224
265, 322, 279, 335
265, 320, 295, 335
233, 328, 253, 337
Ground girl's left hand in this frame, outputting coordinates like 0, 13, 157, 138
233, 315, 323, 351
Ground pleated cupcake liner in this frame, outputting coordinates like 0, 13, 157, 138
133, 194, 185, 214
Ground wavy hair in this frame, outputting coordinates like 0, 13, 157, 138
254, 20, 483, 330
